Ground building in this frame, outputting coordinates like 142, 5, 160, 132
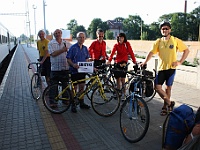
107, 20, 123, 39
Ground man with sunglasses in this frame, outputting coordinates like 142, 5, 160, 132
141, 21, 190, 116
88, 28, 108, 67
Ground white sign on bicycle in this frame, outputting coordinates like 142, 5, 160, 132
78, 62, 94, 73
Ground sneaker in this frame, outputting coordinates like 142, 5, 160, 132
80, 103, 90, 109
71, 104, 77, 113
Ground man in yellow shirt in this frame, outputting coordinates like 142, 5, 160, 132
142, 21, 190, 116
37, 30, 51, 86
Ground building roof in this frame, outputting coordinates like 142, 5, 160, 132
107, 20, 123, 30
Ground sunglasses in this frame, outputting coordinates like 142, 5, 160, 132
161, 28, 169, 31
54, 32, 61, 34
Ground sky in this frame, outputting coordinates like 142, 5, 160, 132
0, 0, 200, 37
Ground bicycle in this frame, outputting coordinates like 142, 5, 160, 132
42, 70, 120, 117
119, 70, 150, 143
28, 60, 43, 100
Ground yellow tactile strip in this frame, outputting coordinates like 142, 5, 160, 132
23, 46, 67, 150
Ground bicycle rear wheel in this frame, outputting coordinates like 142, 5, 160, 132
42, 83, 72, 114
91, 84, 120, 117
120, 96, 150, 143
162, 114, 170, 149
31, 73, 42, 100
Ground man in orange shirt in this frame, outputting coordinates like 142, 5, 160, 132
88, 28, 107, 67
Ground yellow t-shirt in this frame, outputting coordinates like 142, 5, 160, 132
150, 36, 188, 71
37, 38, 50, 57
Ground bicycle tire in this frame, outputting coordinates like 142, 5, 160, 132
31, 73, 42, 100
86, 78, 114, 101
91, 84, 120, 117
42, 83, 72, 114
120, 96, 150, 143
162, 113, 170, 148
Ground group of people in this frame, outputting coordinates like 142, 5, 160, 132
37, 21, 189, 115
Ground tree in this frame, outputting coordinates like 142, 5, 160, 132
71, 25, 86, 39
105, 30, 114, 40
122, 15, 141, 39
87, 18, 109, 39
190, 6, 200, 41
66, 19, 86, 38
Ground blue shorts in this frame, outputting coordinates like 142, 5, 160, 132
155, 69, 176, 86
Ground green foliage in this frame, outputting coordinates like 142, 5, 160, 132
64, 6, 200, 41
107, 49, 111, 54
66, 19, 86, 38
87, 18, 109, 39
182, 58, 199, 67
134, 54, 145, 59
105, 30, 114, 39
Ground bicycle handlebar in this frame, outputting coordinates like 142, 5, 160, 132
28, 62, 40, 69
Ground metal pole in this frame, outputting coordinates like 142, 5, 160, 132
32, 5, 37, 37
26, 0, 31, 47
184, 0, 187, 13
141, 20, 143, 40
43, 0, 46, 35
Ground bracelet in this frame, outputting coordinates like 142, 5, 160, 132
190, 133, 194, 139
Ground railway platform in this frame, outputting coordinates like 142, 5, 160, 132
0, 44, 199, 150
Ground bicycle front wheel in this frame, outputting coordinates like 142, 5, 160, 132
31, 73, 42, 100
86, 78, 113, 101
91, 84, 120, 117
120, 96, 150, 143
42, 83, 72, 114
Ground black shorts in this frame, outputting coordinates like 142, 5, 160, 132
40, 57, 51, 77
113, 63, 127, 78
94, 59, 106, 67
155, 69, 176, 86
71, 73, 86, 85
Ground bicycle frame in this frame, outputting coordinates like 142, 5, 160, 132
127, 78, 142, 119
55, 74, 107, 101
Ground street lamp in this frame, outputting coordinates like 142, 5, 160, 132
32, 4, 37, 39
25, 0, 31, 47
43, 0, 47, 35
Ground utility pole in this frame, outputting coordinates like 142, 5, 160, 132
26, 0, 31, 47
43, 0, 47, 35
184, 0, 187, 13
32, 4, 37, 40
